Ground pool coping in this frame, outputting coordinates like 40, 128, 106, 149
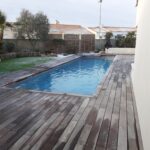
2, 54, 116, 98
94, 55, 116, 97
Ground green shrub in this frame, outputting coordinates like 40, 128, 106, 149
115, 32, 136, 48
3, 42, 15, 52
115, 35, 126, 47
124, 32, 136, 48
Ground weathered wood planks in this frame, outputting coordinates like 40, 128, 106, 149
0, 55, 142, 150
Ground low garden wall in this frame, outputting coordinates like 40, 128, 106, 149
105, 48, 135, 55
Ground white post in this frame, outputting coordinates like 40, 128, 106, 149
62, 33, 64, 40
99, 0, 102, 50
79, 34, 82, 55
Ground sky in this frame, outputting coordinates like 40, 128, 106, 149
0, 0, 136, 27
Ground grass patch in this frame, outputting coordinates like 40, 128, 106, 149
0, 57, 53, 72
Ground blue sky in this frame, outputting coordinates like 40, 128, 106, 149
0, 0, 136, 27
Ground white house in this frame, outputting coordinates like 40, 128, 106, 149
49, 23, 94, 35
132, 0, 150, 149
89, 26, 136, 39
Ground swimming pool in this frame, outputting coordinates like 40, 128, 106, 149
11, 57, 112, 96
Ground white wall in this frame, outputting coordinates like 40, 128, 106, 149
106, 48, 135, 55
136, 0, 142, 27
132, 0, 150, 149
3, 27, 17, 39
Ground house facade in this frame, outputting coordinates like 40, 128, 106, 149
132, 0, 150, 149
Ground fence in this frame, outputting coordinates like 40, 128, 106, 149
3, 34, 95, 54
0, 52, 41, 60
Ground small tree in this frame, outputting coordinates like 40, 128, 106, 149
105, 32, 113, 40
105, 32, 113, 49
16, 9, 49, 51
115, 35, 125, 47
0, 10, 6, 41
124, 31, 136, 48
34, 12, 49, 40
115, 32, 136, 48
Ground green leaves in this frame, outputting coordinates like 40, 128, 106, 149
105, 32, 113, 40
0, 10, 6, 26
16, 9, 49, 50
115, 32, 136, 48
16, 9, 49, 40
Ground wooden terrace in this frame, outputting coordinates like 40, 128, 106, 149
0, 55, 143, 150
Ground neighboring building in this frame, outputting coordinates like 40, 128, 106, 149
88, 26, 108, 39
132, 0, 150, 149
89, 26, 136, 39
3, 23, 95, 40
3, 23, 136, 40
49, 23, 95, 40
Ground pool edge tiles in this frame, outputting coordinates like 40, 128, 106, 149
9, 56, 114, 96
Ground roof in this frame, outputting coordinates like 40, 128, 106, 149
103, 26, 137, 32
49, 23, 94, 35
89, 26, 137, 33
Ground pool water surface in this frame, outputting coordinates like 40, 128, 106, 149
11, 57, 112, 96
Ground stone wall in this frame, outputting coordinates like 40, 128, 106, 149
105, 48, 135, 54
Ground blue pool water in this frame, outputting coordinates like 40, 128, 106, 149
12, 57, 112, 96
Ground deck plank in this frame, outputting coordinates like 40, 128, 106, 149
117, 74, 128, 150
84, 73, 115, 150
106, 74, 122, 150
95, 76, 118, 150
126, 75, 138, 150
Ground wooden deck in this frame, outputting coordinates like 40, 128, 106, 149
0, 55, 143, 150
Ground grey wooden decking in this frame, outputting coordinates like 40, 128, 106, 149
0, 55, 143, 150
